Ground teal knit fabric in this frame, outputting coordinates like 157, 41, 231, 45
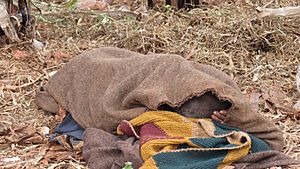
151, 121, 271, 169
213, 120, 272, 153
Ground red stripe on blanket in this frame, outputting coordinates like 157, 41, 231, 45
140, 123, 184, 144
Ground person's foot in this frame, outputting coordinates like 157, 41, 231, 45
211, 110, 227, 123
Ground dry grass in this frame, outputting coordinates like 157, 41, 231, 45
0, 0, 300, 168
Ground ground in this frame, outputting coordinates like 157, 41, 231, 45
0, 0, 300, 168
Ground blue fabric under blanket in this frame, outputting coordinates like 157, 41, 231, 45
54, 113, 84, 140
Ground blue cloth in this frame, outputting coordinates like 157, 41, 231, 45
212, 120, 271, 153
54, 113, 84, 140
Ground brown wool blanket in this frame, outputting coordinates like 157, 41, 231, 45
35, 47, 283, 151
83, 127, 299, 169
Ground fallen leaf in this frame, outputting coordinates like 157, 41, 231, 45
44, 149, 83, 162
36, 143, 83, 166
79, 0, 109, 10
55, 106, 67, 122
52, 135, 72, 150
22, 134, 45, 144
4, 125, 47, 145
46, 150, 72, 161
49, 142, 68, 151
260, 85, 297, 116
52, 51, 70, 59
261, 85, 285, 103
72, 140, 83, 151
13, 50, 29, 59
40, 158, 49, 166
14, 125, 36, 134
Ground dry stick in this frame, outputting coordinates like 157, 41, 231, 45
263, 0, 275, 8
257, 6, 300, 18
3, 74, 44, 91
0, 40, 31, 52
185, 47, 201, 60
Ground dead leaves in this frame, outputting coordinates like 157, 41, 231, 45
79, 0, 109, 10
245, 85, 300, 118
44, 149, 83, 164
55, 106, 68, 122
13, 50, 29, 59
0, 124, 83, 167
0, 125, 49, 147
260, 85, 298, 116
52, 51, 71, 59
41, 137, 83, 166
0, 144, 83, 168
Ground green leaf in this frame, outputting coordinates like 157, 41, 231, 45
163, 5, 172, 12
63, 0, 78, 10
122, 162, 133, 169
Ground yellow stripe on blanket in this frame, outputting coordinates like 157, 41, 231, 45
117, 111, 253, 169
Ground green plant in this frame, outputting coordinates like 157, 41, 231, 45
63, 0, 78, 10
122, 162, 133, 169
164, 5, 172, 12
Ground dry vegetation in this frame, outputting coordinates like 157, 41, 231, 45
0, 0, 300, 168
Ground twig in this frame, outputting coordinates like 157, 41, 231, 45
263, 0, 275, 8
0, 40, 32, 52
3, 74, 44, 91
257, 6, 300, 18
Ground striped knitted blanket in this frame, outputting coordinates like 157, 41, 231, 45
117, 111, 271, 169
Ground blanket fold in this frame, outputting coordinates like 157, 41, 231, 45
82, 111, 299, 169
83, 128, 143, 169
117, 111, 271, 169
35, 47, 283, 151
